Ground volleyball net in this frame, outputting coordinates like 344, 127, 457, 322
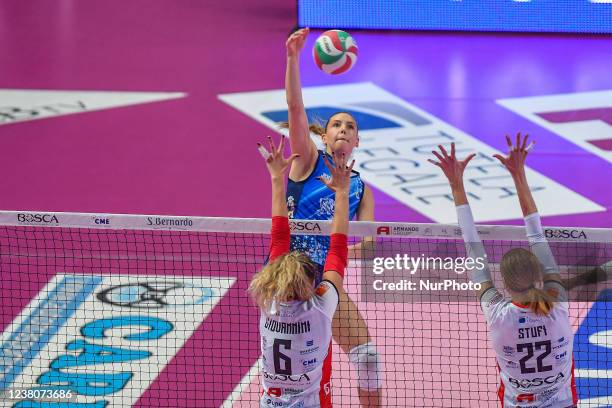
0, 210, 609, 407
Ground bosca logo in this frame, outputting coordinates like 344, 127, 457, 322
17, 213, 59, 224
376, 225, 419, 235
544, 228, 587, 240
290, 221, 322, 232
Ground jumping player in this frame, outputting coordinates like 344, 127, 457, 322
283, 27, 382, 406
249, 134, 352, 407
430, 134, 577, 408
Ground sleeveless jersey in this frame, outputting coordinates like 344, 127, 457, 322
259, 280, 339, 408
287, 150, 364, 267
481, 287, 577, 408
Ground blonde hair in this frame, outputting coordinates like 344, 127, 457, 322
501, 248, 555, 315
248, 251, 317, 312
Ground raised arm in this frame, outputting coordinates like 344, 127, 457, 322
493, 133, 566, 300
319, 153, 353, 289
285, 28, 318, 178
429, 143, 494, 299
258, 135, 299, 261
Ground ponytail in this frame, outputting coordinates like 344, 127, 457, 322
526, 287, 555, 315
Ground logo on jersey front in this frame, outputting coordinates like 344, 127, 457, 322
509, 372, 565, 389
263, 371, 312, 384
301, 340, 320, 355
301, 357, 317, 371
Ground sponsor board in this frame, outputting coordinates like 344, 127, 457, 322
376, 225, 419, 236
0, 274, 233, 406
289, 221, 322, 234
497, 90, 612, 164
0, 90, 186, 127
146, 216, 194, 229
544, 228, 588, 240
16, 213, 59, 225
220, 83, 603, 222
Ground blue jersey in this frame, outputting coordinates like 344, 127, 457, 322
287, 150, 365, 269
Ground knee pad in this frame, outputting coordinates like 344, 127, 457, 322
348, 342, 382, 391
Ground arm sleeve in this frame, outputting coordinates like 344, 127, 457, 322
313, 280, 340, 319
323, 233, 348, 278
269, 216, 290, 262
456, 205, 493, 284
524, 212, 567, 301
480, 286, 509, 325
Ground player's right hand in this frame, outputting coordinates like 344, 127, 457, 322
286, 28, 309, 57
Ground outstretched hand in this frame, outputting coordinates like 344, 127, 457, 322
493, 132, 534, 178
258, 135, 299, 179
428, 143, 476, 187
319, 152, 354, 194
286, 28, 309, 57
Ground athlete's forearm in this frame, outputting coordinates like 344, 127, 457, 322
512, 171, 538, 217
451, 181, 469, 207
524, 212, 560, 277
286, 56, 304, 110
332, 191, 350, 235
456, 204, 492, 284
285, 55, 313, 160
271, 176, 288, 218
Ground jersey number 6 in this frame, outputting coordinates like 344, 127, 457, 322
273, 339, 292, 375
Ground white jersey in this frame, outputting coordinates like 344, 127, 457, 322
259, 280, 339, 408
481, 285, 577, 408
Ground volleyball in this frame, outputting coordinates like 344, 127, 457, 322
312, 30, 358, 75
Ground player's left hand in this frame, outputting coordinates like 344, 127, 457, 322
493, 132, 534, 178
319, 152, 354, 194
258, 135, 299, 179
429, 142, 475, 187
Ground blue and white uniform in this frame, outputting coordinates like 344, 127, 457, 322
287, 150, 364, 279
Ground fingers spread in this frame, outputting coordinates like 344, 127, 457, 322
348, 159, 356, 172
492, 154, 505, 164
267, 135, 275, 153
322, 154, 333, 172
278, 134, 286, 153
516, 132, 521, 149
521, 134, 529, 150
463, 153, 476, 166
432, 150, 444, 162
439, 144, 449, 159
257, 143, 271, 161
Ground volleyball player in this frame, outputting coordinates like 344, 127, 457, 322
283, 27, 382, 406
430, 134, 577, 408
249, 135, 351, 407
